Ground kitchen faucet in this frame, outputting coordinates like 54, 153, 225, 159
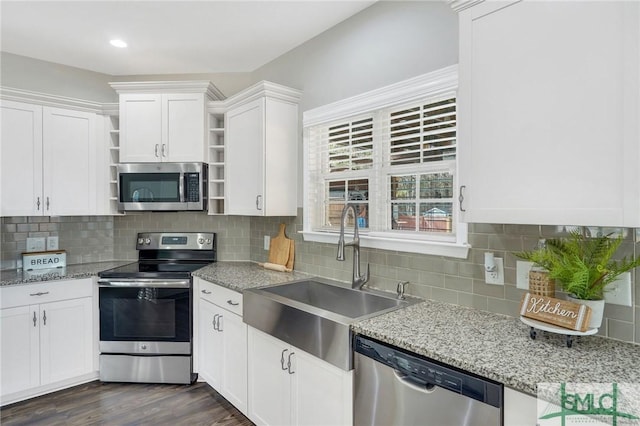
336, 203, 370, 289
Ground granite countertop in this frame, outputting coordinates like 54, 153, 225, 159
4, 259, 638, 398
192, 261, 312, 292
0, 261, 133, 286
351, 299, 640, 396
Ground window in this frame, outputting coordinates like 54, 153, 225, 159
303, 66, 468, 258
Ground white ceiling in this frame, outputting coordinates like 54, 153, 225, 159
0, 1, 376, 76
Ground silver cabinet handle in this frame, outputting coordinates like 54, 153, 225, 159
280, 349, 289, 370
287, 352, 295, 375
30, 292, 50, 297
155, 144, 159, 157
216, 315, 223, 332
36, 197, 41, 211
459, 185, 466, 212
46, 197, 50, 211
161, 144, 166, 158
201, 289, 212, 295
42, 310, 47, 326
256, 195, 262, 211
227, 299, 239, 306
33, 311, 37, 327
213, 314, 219, 331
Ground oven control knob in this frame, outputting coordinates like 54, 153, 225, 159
137, 238, 144, 245
141, 344, 147, 350
206, 238, 211, 245
198, 237, 205, 245
144, 238, 151, 245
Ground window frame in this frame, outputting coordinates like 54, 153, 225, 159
302, 65, 469, 258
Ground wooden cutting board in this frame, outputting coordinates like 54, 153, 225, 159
268, 224, 292, 267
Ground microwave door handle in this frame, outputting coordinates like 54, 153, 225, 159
179, 174, 185, 202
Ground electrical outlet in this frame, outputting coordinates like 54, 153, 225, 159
604, 272, 632, 306
264, 235, 271, 251
47, 236, 59, 250
485, 257, 504, 285
516, 261, 534, 290
26, 237, 46, 252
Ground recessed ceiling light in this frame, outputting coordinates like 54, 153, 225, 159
110, 39, 127, 48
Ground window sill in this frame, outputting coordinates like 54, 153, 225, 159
301, 231, 470, 259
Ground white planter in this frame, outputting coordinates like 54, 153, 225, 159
567, 295, 605, 330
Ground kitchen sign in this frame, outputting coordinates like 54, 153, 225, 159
22, 250, 66, 271
519, 293, 592, 332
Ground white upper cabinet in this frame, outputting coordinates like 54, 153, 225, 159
111, 81, 224, 163
0, 101, 43, 216
42, 106, 97, 215
1, 101, 97, 216
456, 0, 640, 226
225, 81, 301, 216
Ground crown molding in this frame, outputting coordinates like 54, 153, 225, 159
209, 80, 302, 111
303, 65, 458, 127
0, 87, 106, 113
448, 0, 485, 13
109, 80, 225, 100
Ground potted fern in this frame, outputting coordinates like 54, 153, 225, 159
515, 230, 640, 329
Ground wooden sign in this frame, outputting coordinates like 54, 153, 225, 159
519, 292, 592, 332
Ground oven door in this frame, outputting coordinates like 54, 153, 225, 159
98, 279, 192, 355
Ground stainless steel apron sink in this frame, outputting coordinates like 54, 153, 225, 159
243, 278, 419, 371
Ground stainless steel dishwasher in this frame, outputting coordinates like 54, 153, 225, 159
354, 335, 503, 426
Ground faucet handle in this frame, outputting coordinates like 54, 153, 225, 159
396, 281, 409, 299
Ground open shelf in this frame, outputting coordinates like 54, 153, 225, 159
207, 110, 226, 214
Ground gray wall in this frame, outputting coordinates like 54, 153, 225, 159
0, 53, 254, 101
0, 52, 117, 102
251, 1, 458, 111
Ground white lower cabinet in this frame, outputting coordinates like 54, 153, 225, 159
504, 386, 538, 426
247, 326, 353, 426
196, 278, 247, 414
0, 279, 94, 405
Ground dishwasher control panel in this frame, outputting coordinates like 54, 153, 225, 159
354, 335, 502, 408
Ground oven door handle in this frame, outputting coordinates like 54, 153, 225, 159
97, 279, 191, 288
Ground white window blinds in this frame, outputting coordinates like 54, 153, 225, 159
303, 66, 467, 256
388, 97, 457, 166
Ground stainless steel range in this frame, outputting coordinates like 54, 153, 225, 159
97, 232, 216, 384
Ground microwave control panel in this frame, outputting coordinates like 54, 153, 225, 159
185, 173, 201, 202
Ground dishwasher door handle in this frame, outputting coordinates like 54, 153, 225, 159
392, 370, 436, 394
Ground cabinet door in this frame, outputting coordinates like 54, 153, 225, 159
247, 327, 291, 426
291, 349, 353, 426
458, 1, 639, 226
120, 94, 162, 162
504, 387, 537, 426
163, 93, 206, 162
221, 310, 247, 414
42, 107, 97, 215
0, 101, 43, 216
226, 99, 265, 216
263, 98, 298, 216
39, 297, 93, 386
198, 298, 223, 388
0, 305, 40, 396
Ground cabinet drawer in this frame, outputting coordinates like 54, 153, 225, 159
0, 278, 93, 309
198, 280, 243, 316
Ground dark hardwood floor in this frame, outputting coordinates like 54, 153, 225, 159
0, 381, 254, 426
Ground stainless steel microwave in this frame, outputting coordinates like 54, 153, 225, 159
117, 163, 207, 212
